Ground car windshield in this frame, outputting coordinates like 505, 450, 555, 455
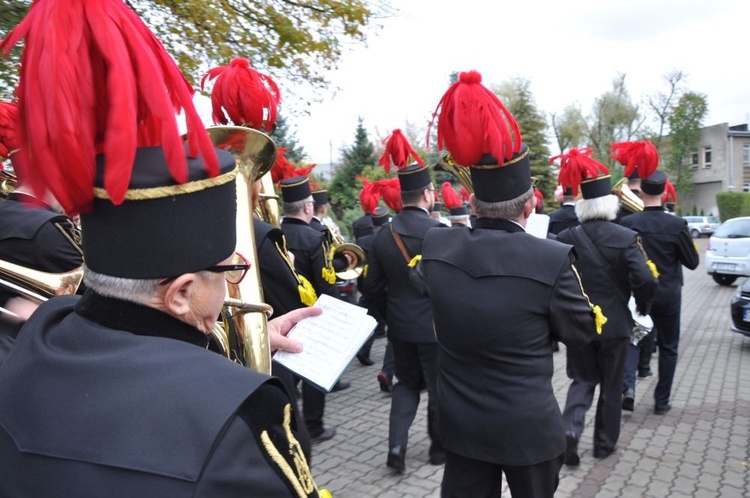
714, 219, 750, 238
707, 216, 720, 223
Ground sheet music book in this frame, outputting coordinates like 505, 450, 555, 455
526, 212, 550, 239
273, 294, 377, 392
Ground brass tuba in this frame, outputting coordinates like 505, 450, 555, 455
434, 153, 474, 193
201, 125, 278, 374
0, 170, 17, 199
612, 178, 644, 213
328, 228, 366, 280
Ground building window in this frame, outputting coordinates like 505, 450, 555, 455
689, 151, 699, 170
744, 144, 750, 166
703, 146, 712, 168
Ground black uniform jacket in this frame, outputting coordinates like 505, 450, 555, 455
365, 207, 442, 343
621, 207, 699, 311
255, 218, 306, 315
557, 220, 657, 340
547, 204, 579, 235
0, 292, 319, 498
309, 217, 351, 275
352, 214, 373, 240
0, 193, 83, 273
421, 218, 595, 466
281, 217, 332, 296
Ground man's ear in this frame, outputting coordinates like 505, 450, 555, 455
162, 274, 197, 316
523, 195, 537, 219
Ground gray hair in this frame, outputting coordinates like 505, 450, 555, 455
474, 187, 534, 220
575, 194, 620, 222
83, 265, 161, 305
282, 196, 313, 216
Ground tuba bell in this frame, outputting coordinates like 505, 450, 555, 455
328, 228, 366, 280
0, 258, 83, 318
200, 125, 278, 374
612, 178, 644, 213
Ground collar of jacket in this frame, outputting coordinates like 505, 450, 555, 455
75, 289, 209, 348
281, 217, 310, 226
473, 217, 526, 233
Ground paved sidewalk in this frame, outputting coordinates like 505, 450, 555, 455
310, 238, 750, 497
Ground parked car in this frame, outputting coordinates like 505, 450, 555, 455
729, 278, 750, 337
682, 215, 721, 238
705, 217, 750, 285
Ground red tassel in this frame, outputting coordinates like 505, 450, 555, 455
375, 178, 402, 213
0, 101, 18, 159
0, 0, 218, 214
378, 129, 424, 173
610, 140, 659, 179
357, 177, 380, 213
662, 179, 677, 203
441, 182, 462, 209
430, 70, 521, 167
551, 147, 609, 197
201, 57, 280, 132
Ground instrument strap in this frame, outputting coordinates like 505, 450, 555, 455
570, 225, 629, 303
390, 225, 412, 264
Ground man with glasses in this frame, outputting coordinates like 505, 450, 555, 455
366, 163, 446, 473
0, 1, 327, 495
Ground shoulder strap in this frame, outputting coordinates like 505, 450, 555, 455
390, 224, 412, 263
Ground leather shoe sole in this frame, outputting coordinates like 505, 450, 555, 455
622, 391, 635, 411
387, 446, 406, 473
377, 372, 393, 393
654, 404, 671, 415
638, 370, 653, 378
593, 447, 616, 459
331, 380, 350, 392
310, 427, 336, 445
564, 433, 580, 467
356, 353, 374, 366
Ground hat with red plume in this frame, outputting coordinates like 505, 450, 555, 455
1, 0, 237, 279
271, 147, 315, 184
375, 178, 403, 213
379, 129, 424, 174
551, 147, 610, 199
662, 179, 677, 204
0, 101, 19, 161
430, 70, 529, 202
459, 186, 471, 203
610, 140, 659, 180
201, 57, 280, 133
441, 182, 468, 216
358, 177, 381, 214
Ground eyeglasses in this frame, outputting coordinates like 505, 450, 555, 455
158, 252, 251, 286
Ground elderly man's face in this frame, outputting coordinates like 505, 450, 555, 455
186, 255, 233, 334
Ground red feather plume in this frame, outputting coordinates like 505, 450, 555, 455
662, 179, 677, 203
0, 101, 18, 160
357, 177, 380, 213
270, 147, 314, 184
378, 129, 424, 173
441, 182, 462, 209
375, 178, 402, 213
551, 147, 609, 197
610, 140, 659, 179
0, 0, 218, 214
459, 186, 470, 202
429, 70, 522, 167
534, 188, 544, 201
201, 57, 280, 132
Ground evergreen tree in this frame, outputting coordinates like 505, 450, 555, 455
495, 78, 554, 209
272, 114, 306, 163
329, 117, 375, 220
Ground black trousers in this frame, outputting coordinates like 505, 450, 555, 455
441, 450, 564, 498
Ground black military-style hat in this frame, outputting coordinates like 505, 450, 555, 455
397, 163, 432, 192
372, 206, 389, 226
432, 202, 444, 213
450, 205, 470, 217
470, 145, 532, 203
312, 187, 328, 205
280, 175, 312, 203
579, 175, 612, 200
81, 146, 237, 279
641, 170, 667, 195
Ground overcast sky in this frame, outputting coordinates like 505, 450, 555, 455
191, 0, 749, 166
277, 0, 750, 165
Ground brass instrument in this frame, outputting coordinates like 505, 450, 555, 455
328, 228, 366, 280
257, 171, 280, 227
1, 170, 17, 198
434, 153, 473, 193
0, 259, 84, 318
202, 125, 278, 374
612, 178, 644, 213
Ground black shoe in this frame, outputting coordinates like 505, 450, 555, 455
356, 353, 374, 366
564, 432, 580, 466
654, 403, 671, 415
331, 380, 350, 392
593, 446, 616, 459
377, 372, 393, 393
387, 445, 406, 473
310, 427, 336, 445
622, 389, 635, 412
638, 370, 653, 378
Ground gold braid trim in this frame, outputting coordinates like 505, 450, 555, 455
469, 147, 529, 170
408, 254, 422, 268
92, 167, 238, 201
274, 239, 317, 306
260, 404, 319, 498
322, 240, 336, 284
571, 264, 607, 335
634, 235, 659, 278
